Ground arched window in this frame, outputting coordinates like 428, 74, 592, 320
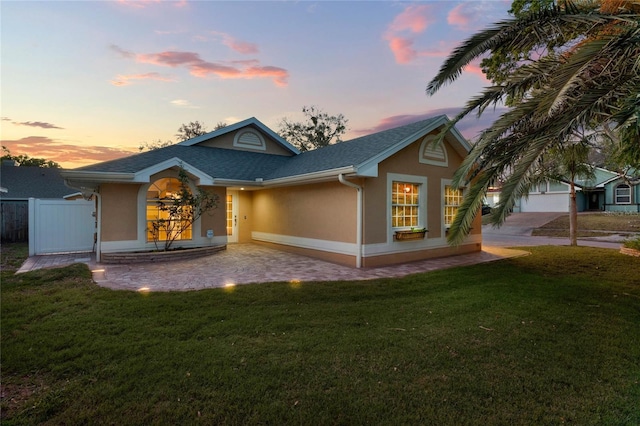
146, 177, 193, 242
615, 183, 631, 204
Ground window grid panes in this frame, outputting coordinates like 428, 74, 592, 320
615, 184, 631, 204
226, 194, 233, 236
444, 185, 463, 226
392, 182, 419, 228
146, 178, 193, 242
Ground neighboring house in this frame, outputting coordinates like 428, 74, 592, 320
0, 163, 78, 242
513, 167, 640, 213
61, 116, 481, 268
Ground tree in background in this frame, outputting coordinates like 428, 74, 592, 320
176, 121, 208, 142
426, 0, 640, 244
1, 146, 60, 168
278, 106, 348, 152
140, 121, 228, 151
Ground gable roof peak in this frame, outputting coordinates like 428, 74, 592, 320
178, 117, 300, 154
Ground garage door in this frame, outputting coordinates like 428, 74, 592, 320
28, 198, 95, 255
519, 193, 569, 212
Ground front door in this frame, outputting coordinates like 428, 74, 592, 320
226, 191, 239, 243
588, 192, 600, 210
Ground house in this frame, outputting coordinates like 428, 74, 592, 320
61, 116, 481, 268
512, 167, 640, 213
0, 162, 79, 242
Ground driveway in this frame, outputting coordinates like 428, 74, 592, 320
482, 212, 624, 248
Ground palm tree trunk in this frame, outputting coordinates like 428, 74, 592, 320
569, 181, 578, 246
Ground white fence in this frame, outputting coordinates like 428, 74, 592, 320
28, 198, 95, 255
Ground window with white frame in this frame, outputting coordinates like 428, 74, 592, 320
146, 177, 193, 242
444, 185, 463, 227
392, 181, 420, 228
615, 184, 631, 204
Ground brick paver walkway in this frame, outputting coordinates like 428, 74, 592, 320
18, 244, 528, 292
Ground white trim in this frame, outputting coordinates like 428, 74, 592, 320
100, 236, 227, 253
227, 190, 239, 243
233, 129, 266, 151
363, 233, 482, 257
137, 172, 204, 248
387, 173, 428, 242
132, 158, 214, 185
615, 183, 632, 204
252, 231, 357, 256
419, 135, 448, 167
251, 230, 482, 260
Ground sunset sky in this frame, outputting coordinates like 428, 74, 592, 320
1, 0, 510, 169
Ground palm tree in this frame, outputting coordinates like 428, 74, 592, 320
426, 0, 640, 244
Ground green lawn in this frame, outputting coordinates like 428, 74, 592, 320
1, 245, 639, 425
532, 212, 640, 238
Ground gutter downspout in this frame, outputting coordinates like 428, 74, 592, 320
338, 174, 363, 268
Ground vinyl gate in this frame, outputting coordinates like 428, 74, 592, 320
28, 198, 96, 255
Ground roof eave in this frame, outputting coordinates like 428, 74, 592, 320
264, 166, 357, 187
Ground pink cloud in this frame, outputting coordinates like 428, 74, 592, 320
11, 121, 64, 129
244, 66, 289, 87
213, 32, 259, 55
110, 72, 178, 86
384, 4, 435, 64
447, 4, 472, 29
1, 136, 136, 168
387, 37, 417, 64
112, 46, 289, 87
388, 5, 432, 33
137, 51, 201, 67
188, 62, 242, 78
463, 59, 489, 82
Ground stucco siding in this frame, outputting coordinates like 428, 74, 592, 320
252, 182, 357, 242
195, 126, 294, 156
199, 186, 227, 238
363, 134, 474, 243
100, 183, 140, 241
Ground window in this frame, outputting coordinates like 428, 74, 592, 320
146, 177, 193, 242
615, 184, 631, 204
392, 181, 420, 228
233, 129, 266, 151
226, 194, 233, 236
444, 185, 463, 227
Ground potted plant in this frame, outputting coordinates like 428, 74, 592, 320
394, 227, 427, 241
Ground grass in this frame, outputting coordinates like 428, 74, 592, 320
1, 244, 639, 425
532, 212, 640, 238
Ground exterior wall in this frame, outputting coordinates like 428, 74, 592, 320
195, 126, 294, 156
251, 182, 357, 242
248, 134, 482, 267
99, 172, 227, 253
357, 134, 481, 267
100, 183, 140, 241
604, 180, 640, 212
199, 186, 227, 238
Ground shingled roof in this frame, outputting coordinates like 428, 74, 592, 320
0, 165, 75, 200
65, 115, 469, 187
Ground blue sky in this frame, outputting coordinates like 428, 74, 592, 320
1, 0, 510, 168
